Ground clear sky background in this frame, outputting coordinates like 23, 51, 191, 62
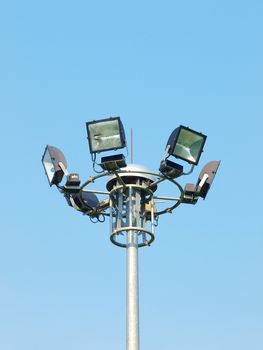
0, 1, 262, 349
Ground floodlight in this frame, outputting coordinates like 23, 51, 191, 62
86, 117, 126, 154
42, 145, 67, 186
66, 191, 100, 211
196, 161, 220, 199
159, 159, 183, 178
100, 154, 127, 171
166, 125, 207, 165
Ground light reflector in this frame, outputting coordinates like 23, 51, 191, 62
166, 126, 207, 165
42, 145, 67, 186
86, 117, 126, 153
196, 160, 221, 199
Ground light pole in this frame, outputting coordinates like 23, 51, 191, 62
42, 117, 220, 350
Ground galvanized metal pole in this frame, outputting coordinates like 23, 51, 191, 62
108, 170, 156, 350
126, 184, 140, 350
126, 230, 139, 350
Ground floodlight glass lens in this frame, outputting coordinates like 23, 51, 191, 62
43, 149, 55, 183
173, 129, 204, 163
88, 120, 122, 152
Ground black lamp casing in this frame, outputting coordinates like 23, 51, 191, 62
65, 173, 81, 187
166, 125, 207, 165
159, 159, 183, 178
182, 183, 198, 204
63, 173, 81, 193
100, 154, 127, 171
75, 191, 99, 210
65, 192, 100, 211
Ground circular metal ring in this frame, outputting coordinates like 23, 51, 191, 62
77, 167, 185, 248
109, 183, 154, 199
79, 170, 184, 217
110, 227, 155, 248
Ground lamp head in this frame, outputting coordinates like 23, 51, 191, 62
42, 145, 67, 186
166, 125, 207, 165
65, 191, 100, 212
196, 160, 221, 199
86, 116, 126, 154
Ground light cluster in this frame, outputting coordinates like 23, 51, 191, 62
42, 116, 220, 216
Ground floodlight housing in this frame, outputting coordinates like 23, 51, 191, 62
166, 125, 207, 165
42, 145, 67, 186
100, 154, 127, 171
86, 117, 126, 154
77, 191, 100, 210
196, 160, 221, 199
65, 192, 100, 211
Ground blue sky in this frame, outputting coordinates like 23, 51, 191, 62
0, 1, 262, 349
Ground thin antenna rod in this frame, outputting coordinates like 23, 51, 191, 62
130, 128, 134, 164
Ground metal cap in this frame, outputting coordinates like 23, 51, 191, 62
106, 163, 157, 191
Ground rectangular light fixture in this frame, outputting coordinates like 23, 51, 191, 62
166, 125, 207, 165
42, 145, 67, 186
86, 117, 126, 154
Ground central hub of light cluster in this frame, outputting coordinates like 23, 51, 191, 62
106, 164, 157, 248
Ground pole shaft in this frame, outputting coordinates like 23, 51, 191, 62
127, 230, 140, 350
